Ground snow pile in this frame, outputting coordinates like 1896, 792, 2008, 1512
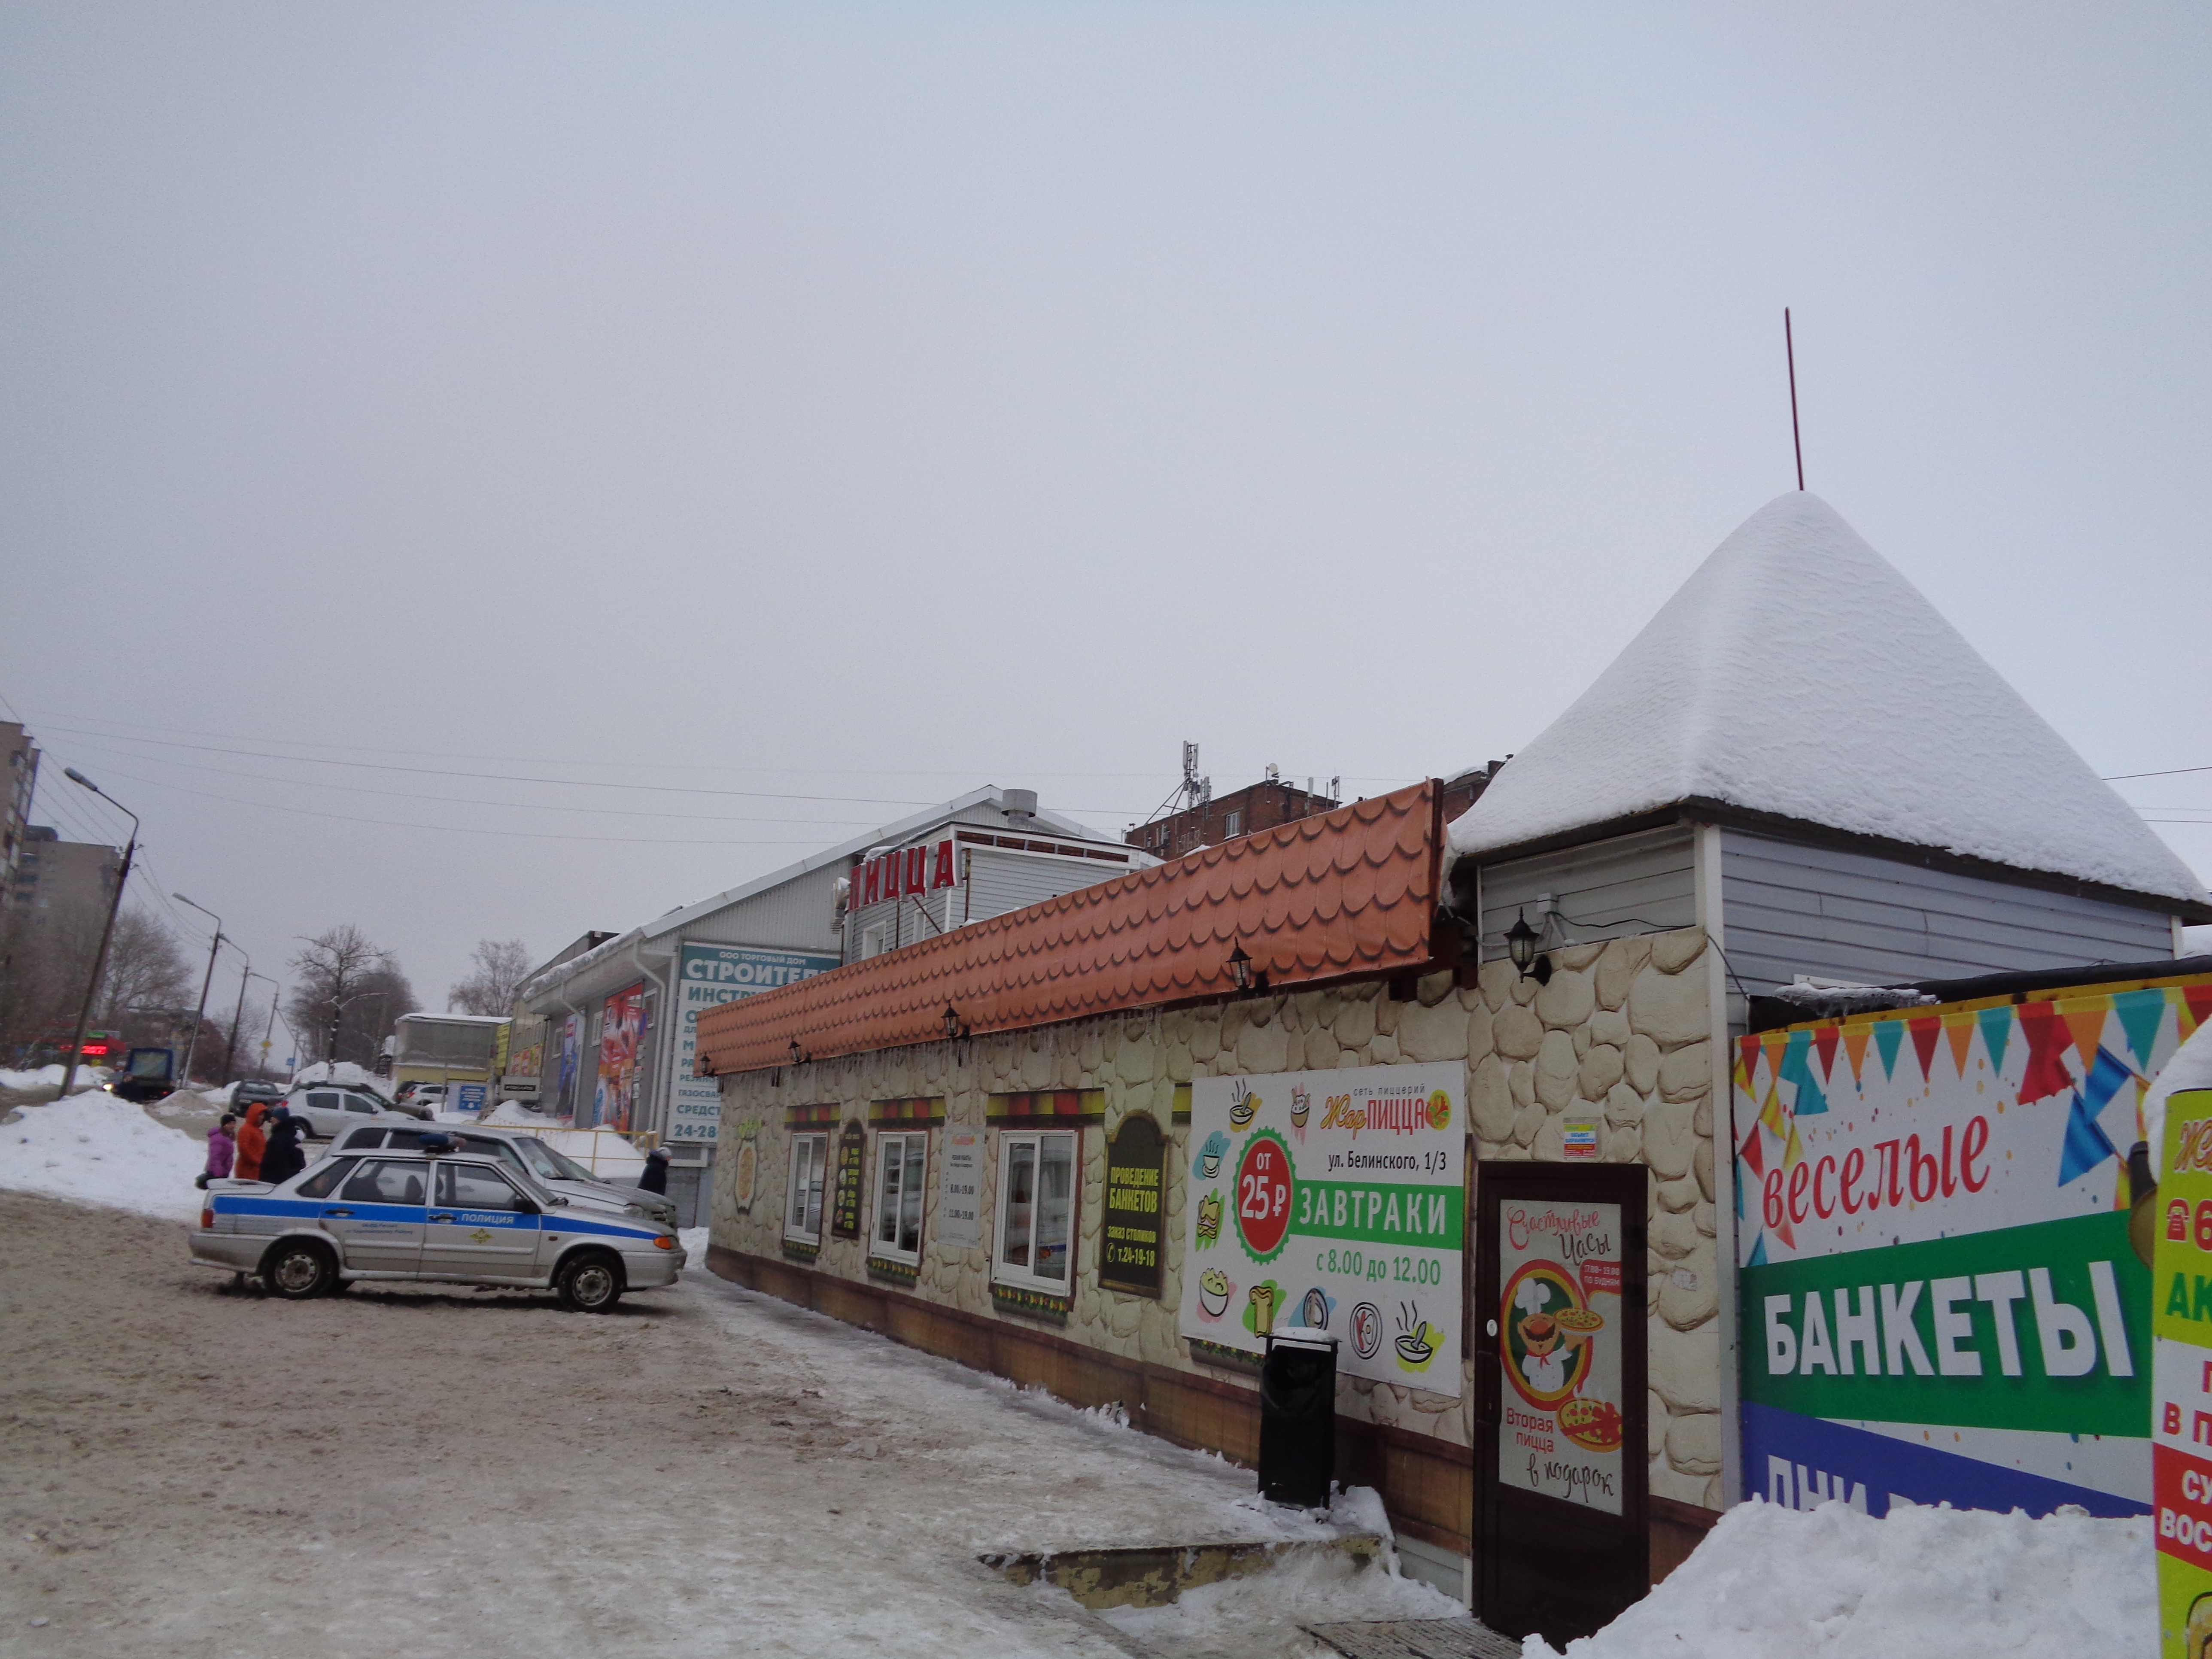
480, 1102, 647, 1175
0, 1093, 206, 1218
486, 1100, 563, 1127
679, 1226, 710, 1258
1449, 493, 2204, 902
1764, 981, 1939, 1015
289, 1061, 391, 1098
1522, 1499, 2150, 1659
0, 1065, 110, 1094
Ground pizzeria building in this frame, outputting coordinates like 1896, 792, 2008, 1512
692, 494, 2208, 1637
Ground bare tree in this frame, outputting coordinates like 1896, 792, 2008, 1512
96, 908, 192, 1027
448, 938, 532, 1015
287, 926, 419, 1068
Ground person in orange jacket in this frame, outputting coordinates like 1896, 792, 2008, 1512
234, 1100, 270, 1182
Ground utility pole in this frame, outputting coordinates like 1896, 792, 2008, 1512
56, 771, 138, 1103
255, 977, 281, 1081
175, 894, 225, 1088
222, 953, 254, 1086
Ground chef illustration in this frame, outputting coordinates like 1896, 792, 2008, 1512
1515, 1276, 1570, 1396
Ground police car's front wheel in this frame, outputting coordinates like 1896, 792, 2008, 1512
262, 1240, 337, 1300
556, 1252, 623, 1313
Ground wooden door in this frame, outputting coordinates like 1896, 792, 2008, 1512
1474, 1161, 1647, 1646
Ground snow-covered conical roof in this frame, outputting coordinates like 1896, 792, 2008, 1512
1450, 492, 2205, 905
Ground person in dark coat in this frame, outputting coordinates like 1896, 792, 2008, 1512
259, 1107, 308, 1187
637, 1145, 671, 1195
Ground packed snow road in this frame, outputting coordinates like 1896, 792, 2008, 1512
0, 1191, 1446, 1659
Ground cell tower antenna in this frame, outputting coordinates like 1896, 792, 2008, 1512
1784, 307, 1805, 491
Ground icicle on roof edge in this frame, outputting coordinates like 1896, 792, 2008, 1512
1449, 492, 2204, 906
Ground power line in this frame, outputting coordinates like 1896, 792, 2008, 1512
24, 710, 1171, 781
78, 763, 860, 847
2106, 765, 2212, 782
33, 723, 1156, 818
55, 736, 894, 828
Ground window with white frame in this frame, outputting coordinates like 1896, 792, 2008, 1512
869, 1130, 927, 1263
994, 1130, 1077, 1292
785, 1133, 828, 1243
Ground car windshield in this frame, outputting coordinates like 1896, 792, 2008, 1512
514, 1138, 597, 1183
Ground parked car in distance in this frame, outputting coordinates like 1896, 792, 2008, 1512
190, 1139, 684, 1310
330, 1122, 679, 1227
282, 1085, 421, 1139
232, 1080, 285, 1110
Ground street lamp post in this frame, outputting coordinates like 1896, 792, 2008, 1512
174, 893, 225, 1088
56, 770, 138, 1102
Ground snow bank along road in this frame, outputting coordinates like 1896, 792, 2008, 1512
0, 1191, 1450, 1659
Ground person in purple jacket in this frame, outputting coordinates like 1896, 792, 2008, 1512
200, 1113, 237, 1190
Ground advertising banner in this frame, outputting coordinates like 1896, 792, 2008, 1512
594, 984, 645, 1132
1178, 1061, 1464, 1397
1101, 1115, 1166, 1297
1498, 1198, 1628, 1513
556, 1015, 580, 1118
2154, 1086, 2212, 1656
670, 944, 840, 1144
937, 1128, 983, 1248
1736, 980, 2212, 1519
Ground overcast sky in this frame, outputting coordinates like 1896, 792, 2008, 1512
4, 2, 2207, 1033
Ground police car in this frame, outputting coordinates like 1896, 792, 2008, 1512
327, 1121, 680, 1229
189, 1135, 684, 1312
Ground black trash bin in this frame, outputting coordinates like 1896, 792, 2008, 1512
1258, 1327, 1337, 1508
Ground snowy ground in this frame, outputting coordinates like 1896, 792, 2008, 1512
1527, 1497, 2152, 1659
0, 1189, 1456, 1659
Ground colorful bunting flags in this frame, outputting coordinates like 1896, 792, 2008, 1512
1842, 1025, 1872, 1085
1942, 1012, 1975, 1078
2112, 988, 2169, 1070
1872, 1020, 1903, 1080
1813, 1024, 1840, 1081
2016, 1000, 2075, 1106
1976, 1005, 2014, 1076
1908, 1015, 1942, 1081
1779, 1029, 1827, 1115
2060, 1000, 2110, 1071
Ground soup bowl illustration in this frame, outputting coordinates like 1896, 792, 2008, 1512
1196, 1130, 1230, 1179
1198, 1268, 1233, 1318
1229, 1083, 1258, 1127
1394, 1322, 1437, 1365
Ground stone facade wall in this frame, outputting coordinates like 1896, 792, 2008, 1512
708, 924, 1724, 1513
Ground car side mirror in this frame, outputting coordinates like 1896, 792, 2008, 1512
546, 1194, 568, 1207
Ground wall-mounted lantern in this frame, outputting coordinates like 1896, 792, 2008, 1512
787, 1039, 810, 1066
942, 1003, 971, 1041
1505, 911, 1539, 975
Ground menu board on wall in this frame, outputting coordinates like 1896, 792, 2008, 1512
1176, 1060, 1464, 1397
830, 1121, 867, 1240
1101, 1115, 1166, 1297
1496, 1198, 1627, 1514
937, 1129, 983, 1248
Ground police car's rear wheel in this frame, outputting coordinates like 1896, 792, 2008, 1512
557, 1252, 622, 1313
263, 1240, 337, 1300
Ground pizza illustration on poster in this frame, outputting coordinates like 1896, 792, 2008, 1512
1177, 1061, 1464, 1398
1495, 1199, 1627, 1513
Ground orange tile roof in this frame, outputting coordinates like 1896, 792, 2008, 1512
696, 780, 1444, 1077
